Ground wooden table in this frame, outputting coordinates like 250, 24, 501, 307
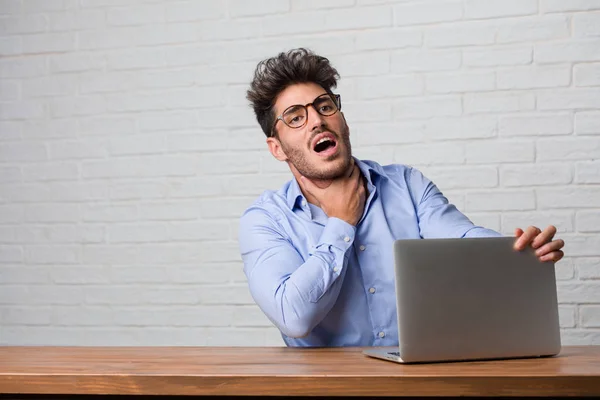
0, 346, 599, 398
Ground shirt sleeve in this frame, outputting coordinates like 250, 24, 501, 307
407, 167, 503, 239
239, 205, 356, 338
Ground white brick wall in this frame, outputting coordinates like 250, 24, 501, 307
0, 0, 599, 346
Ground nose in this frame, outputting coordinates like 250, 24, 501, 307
306, 104, 325, 131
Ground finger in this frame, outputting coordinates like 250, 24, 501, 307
514, 228, 524, 238
532, 225, 557, 249
539, 250, 564, 263
514, 226, 541, 250
535, 238, 565, 257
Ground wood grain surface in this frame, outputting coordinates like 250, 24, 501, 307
1, 346, 599, 396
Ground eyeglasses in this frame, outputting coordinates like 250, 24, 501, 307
271, 93, 341, 137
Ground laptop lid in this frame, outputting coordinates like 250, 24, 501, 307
392, 236, 561, 363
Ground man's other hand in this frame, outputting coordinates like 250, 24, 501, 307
514, 225, 565, 262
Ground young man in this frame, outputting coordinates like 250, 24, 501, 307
239, 48, 565, 347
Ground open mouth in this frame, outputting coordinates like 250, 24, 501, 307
313, 137, 337, 154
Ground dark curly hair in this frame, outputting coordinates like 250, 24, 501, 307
246, 48, 340, 138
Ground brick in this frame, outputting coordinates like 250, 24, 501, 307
500, 164, 572, 187
393, 1, 463, 26
0, 166, 21, 183
0, 14, 47, 34
293, 0, 355, 10
0, 0, 21, 14
393, 96, 462, 119
355, 28, 421, 51
501, 211, 574, 234
138, 201, 198, 221
463, 46, 532, 67
82, 156, 197, 179
168, 132, 223, 153
0, 205, 23, 224
325, 5, 392, 30
108, 223, 167, 244
229, 0, 290, 17
109, 134, 166, 156
24, 245, 80, 265
537, 137, 600, 161
107, 4, 164, 26
425, 71, 495, 93
106, 87, 225, 113
559, 305, 577, 328
341, 101, 391, 122
538, 187, 600, 209
167, 221, 230, 242
466, 190, 535, 212
16, 225, 77, 244
496, 15, 569, 44
499, 113, 573, 136
49, 52, 105, 73
0, 101, 45, 120
577, 210, 600, 232
83, 204, 137, 223
427, 117, 497, 140
0, 245, 22, 262
0, 56, 46, 78
262, 12, 325, 36
113, 306, 232, 327
542, 0, 600, 12
466, 140, 534, 163
0, 142, 47, 162
106, 47, 166, 70
574, 62, 600, 86
51, 306, 113, 325
22, 32, 76, 53
558, 282, 600, 303
392, 49, 461, 73
426, 21, 496, 48
48, 139, 108, 160
574, 11, 600, 37
353, 122, 426, 146
82, 245, 137, 265
47, 9, 105, 31
535, 40, 600, 63
138, 111, 198, 132
0, 80, 19, 102
419, 166, 498, 190
334, 52, 390, 77
79, 71, 136, 94
22, 162, 79, 182
464, 92, 535, 114
225, 174, 291, 196
166, 0, 226, 22
555, 258, 575, 280
50, 96, 106, 118
80, 115, 136, 136
0, 121, 21, 140
538, 88, 600, 110
581, 306, 600, 328
197, 153, 260, 175
467, 213, 501, 232
576, 161, 600, 184
200, 19, 263, 41
576, 111, 600, 135
557, 234, 600, 257
167, 177, 224, 198
356, 75, 423, 99
0, 36, 21, 56
110, 181, 169, 201
22, 75, 78, 98
465, 0, 537, 18
0, 307, 52, 325
577, 257, 600, 279
497, 65, 571, 89
169, 263, 245, 284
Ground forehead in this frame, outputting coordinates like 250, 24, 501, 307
274, 82, 327, 114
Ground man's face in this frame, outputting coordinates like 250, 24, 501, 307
267, 82, 352, 181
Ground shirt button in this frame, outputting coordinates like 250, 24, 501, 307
301, 200, 307, 207
369, 287, 376, 294
343, 236, 351, 243
333, 267, 340, 273
359, 245, 366, 251
378, 331, 385, 338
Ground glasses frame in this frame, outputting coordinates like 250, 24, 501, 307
270, 93, 341, 137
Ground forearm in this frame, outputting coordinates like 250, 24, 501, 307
243, 217, 356, 338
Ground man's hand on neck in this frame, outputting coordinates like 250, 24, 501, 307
293, 159, 366, 227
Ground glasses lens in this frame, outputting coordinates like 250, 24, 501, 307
282, 105, 307, 128
314, 94, 338, 116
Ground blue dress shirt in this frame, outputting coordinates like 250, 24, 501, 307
238, 159, 502, 347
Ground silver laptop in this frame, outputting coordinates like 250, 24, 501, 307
363, 236, 561, 363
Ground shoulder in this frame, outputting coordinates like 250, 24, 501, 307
239, 180, 293, 228
358, 159, 421, 185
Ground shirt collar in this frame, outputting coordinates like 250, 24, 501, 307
285, 158, 382, 211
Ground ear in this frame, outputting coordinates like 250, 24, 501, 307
340, 111, 350, 136
267, 137, 288, 162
